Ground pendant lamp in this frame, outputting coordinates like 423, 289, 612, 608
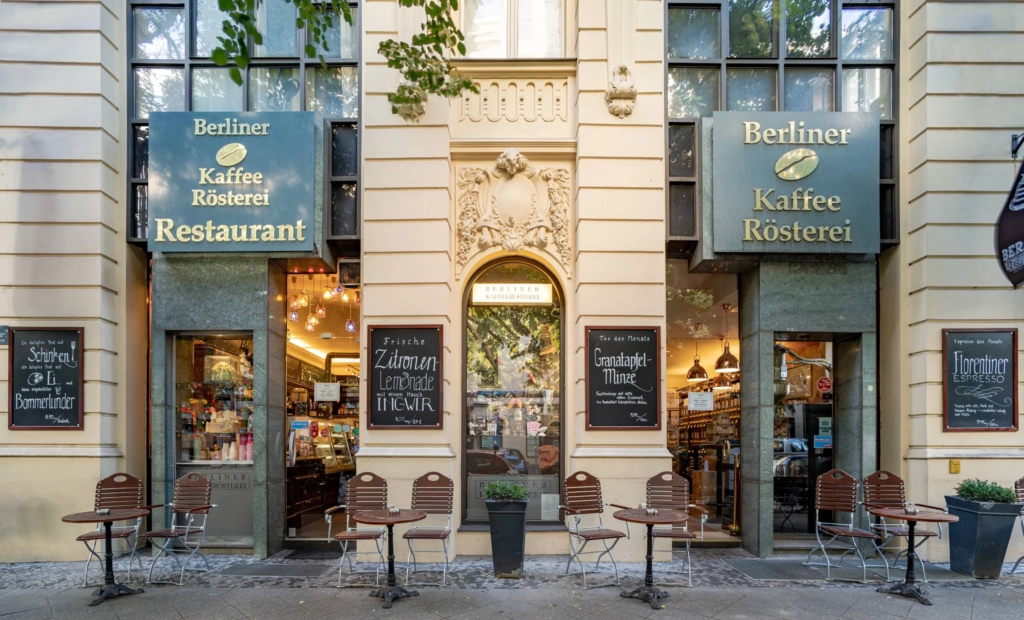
712, 372, 732, 391
685, 329, 708, 383
715, 303, 739, 373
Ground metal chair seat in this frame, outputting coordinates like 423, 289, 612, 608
333, 530, 384, 541
77, 528, 137, 542
870, 524, 938, 539
818, 524, 880, 540
141, 527, 204, 539
576, 528, 626, 541
650, 527, 698, 540
402, 528, 450, 540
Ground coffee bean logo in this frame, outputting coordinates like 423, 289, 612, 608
774, 148, 818, 181
216, 143, 247, 167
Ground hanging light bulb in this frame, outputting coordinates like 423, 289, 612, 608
686, 332, 708, 383
355, 288, 360, 304
315, 304, 327, 318
323, 276, 335, 300
341, 287, 350, 303
715, 304, 740, 373
346, 318, 356, 333
289, 296, 300, 310
289, 310, 299, 322
298, 291, 309, 307
712, 373, 732, 391
304, 317, 316, 332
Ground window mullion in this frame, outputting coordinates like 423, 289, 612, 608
509, 0, 518, 59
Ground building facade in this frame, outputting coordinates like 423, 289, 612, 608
1, 0, 1022, 564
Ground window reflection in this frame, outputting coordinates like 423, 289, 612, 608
135, 68, 185, 118
192, 68, 244, 111
668, 9, 720, 59
254, 0, 298, 57
728, 0, 774, 58
248, 67, 302, 111
464, 0, 508, 58
668, 67, 720, 118
134, 7, 186, 59
784, 68, 834, 112
726, 68, 777, 111
306, 67, 359, 118
517, 0, 562, 58
194, 0, 230, 57
786, 0, 830, 58
841, 9, 892, 60
842, 68, 892, 119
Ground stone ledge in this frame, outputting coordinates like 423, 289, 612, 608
355, 446, 456, 458
905, 447, 1024, 459
571, 446, 672, 458
0, 445, 123, 458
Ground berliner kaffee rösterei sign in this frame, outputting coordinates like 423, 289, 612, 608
712, 112, 880, 254
148, 112, 315, 253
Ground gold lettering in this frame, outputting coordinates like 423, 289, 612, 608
215, 225, 230, 241
829, 226, 843, 242
744, 122, 761, 144
840, 129, 852, 144
754, 188, 774, 211
192, 189, 207, 206
844, 219, 852, 242
803, 226, 817, 242
818, 226, 828, 241
762, 128, 776, 144
824, 129, 839, 145
199, 168, 215, 184
775, 193, 789, 211
194, 119, 207, 135
807, 128, 822, 143
277, 224, 295, 241
812, 195, 826, 211
155, 218, 175, 241
827, 196, 841, 211
261, 225, 275, 241
192, 224, 205, 241
231, 225, 249, 241
176, 225, 192, 242
743, 219, 763, 241
296, 220, 306, 241
253, 173, 263, 184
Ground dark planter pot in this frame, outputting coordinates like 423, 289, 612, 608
486, 499, 528, 579
945, 495, 1023, 579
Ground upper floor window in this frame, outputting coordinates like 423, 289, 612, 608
463, 0, 564, 58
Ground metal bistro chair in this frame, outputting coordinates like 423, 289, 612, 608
77, 473, 153, 587
1011, 476, 1024, 574
403, 472, 454, 587
141, 472, 216, 585
561, 471, 628, 589
863, 470, 945, 582
326, 471, 388, 588
804, 469, 887, 583
645, 471, 707, 587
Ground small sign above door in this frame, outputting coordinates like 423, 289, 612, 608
472, 283, 553, 305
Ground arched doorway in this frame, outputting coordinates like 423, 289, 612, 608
462, 259, 564, 524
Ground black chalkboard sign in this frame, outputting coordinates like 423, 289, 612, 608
8, 327, 85, 430
943, 329, 1018, 432
367, 325, 443, 429
586, 326, 661, 430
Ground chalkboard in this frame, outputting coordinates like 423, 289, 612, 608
367, 325, 443, 429
586, 327, 661, 430
943, 329, 1018, 432
8, 327, 85, 430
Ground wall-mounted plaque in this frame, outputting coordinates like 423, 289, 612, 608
8, 327, 84, 430
585, 327, 661, 430
943, 329, 1018, 432
367, 325, 443, 429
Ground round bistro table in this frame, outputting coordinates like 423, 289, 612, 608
613, 508, 690, 610
62, 508, 151, 606
352, 509, 427, 608
868, 507, 958, 606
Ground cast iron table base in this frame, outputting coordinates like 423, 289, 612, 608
368, 522, 419, 609
868, 514, 951, 606
63, 511, 149, 607
620, 522, 668, 610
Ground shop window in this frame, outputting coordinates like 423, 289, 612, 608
463, 0, 564, 59
191, 68, 244, 112
666, 260, 740, 533
725, 67, 777, 111
464, 261, 562, 524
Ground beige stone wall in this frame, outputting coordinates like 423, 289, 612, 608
897, 0, 1024, 561
0, 0, 143, 561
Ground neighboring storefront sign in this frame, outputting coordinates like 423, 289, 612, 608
471, 283, 553, 305
816, 376, 833, 393
942, 329, 1019, 431
712, 112, 880, 254
687, 392, 714, 411
585, 326, 661, 430
147, 112, 315, 253
177, 466, 254, 539
8, 327, 84, 430
367, 325, 443, 429
0, 326, 8, 346
995, 162, 1024, 287
314, 382, 341, 402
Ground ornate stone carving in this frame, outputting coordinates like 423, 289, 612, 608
456, 149, 572, 277
606, 65, 637, 119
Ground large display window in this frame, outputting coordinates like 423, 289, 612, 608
464, 261, 563, 524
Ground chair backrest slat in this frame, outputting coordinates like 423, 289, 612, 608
173, 472, 213, 513
646, 471, 690, 512
410, 472, 453, 515
863, 470, 906, 510
95, 473, 145, 512
347, 472, 388, 515
815, 469, 858, 514
1015, 476, 1024, 515
563, 471, 605, 515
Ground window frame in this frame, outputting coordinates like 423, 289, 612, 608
665, 0, 899, 248
126, 0, 361, 244
460, 0, 568, 60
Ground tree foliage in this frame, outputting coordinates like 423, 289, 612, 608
210, 0, 476, 121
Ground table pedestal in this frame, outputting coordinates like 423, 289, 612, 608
369, 524, 418, 609
91, 521, 143, 606
621, 524, 669, 611
875, 519, 931, 606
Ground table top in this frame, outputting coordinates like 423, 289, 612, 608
868, 507, 959, 524
351, 509, 427, 526
62, 508, 150, 524
613, 508, 690, 525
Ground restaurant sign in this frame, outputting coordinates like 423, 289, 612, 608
712, 112, 880, 254
148, 112, 315, 253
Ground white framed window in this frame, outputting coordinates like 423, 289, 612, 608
463, 0, 564, 59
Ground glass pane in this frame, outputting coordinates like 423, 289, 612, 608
880, 125, 894, 179
192, 68, 244, 111
330, 182, 358, 237
517, 0, 562, 58
668, 8, 720, 59
465, 262, 561, 524
669, 125, 695, 178
842, 68, 892, 119
254, 0, 297, 57
134, 7, 186, 59
133, 125, 149, 179
465, 0, 508, 58
194, 0, 230, 57
306, 67, 359, 118
668, 67, 720, 118
131, 184, 148, 239
880, 184, 895, 241
842, 8, 892, 60
729, 0, 774, 58
669, 183, 696, 238
134, 68, 185, 119
726, 68, 777, 111
784, 68, 833, 112
786, 0, 830, 58
314, 9, 358, 58
331, 124, 358, 177
248, 67, 301, 111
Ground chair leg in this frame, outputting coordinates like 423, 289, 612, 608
604, 538, 620, 586
686, 540, 692, 587
1011, 555, 1024, 575
405, 538, 415, 586
375, 538, 385, 587
126, 534, 142, 583
146, 538, 174, 584
81, 540, 102, 588
442, 538, 450, 587
337, 541, 350, 588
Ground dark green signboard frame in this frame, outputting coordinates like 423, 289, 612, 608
712, 111, 880, 254
8, 327, 85, 430
148, 112, 315, 253
585, 326, 661, 430
942, 329, 1019, 432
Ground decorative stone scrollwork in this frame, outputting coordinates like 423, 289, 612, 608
456, 149, 572, 277
606, 65, 637, 119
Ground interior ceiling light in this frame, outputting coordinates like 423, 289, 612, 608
686, 325, 708, 383
712, 373, 732, 391
715, 303, 739, 374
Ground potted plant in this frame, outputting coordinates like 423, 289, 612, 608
484, 480, 529, 578
946, 478, 1024, 578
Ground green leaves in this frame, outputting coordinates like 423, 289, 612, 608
954, 478, 1018, 504
483, 481, 530, 501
